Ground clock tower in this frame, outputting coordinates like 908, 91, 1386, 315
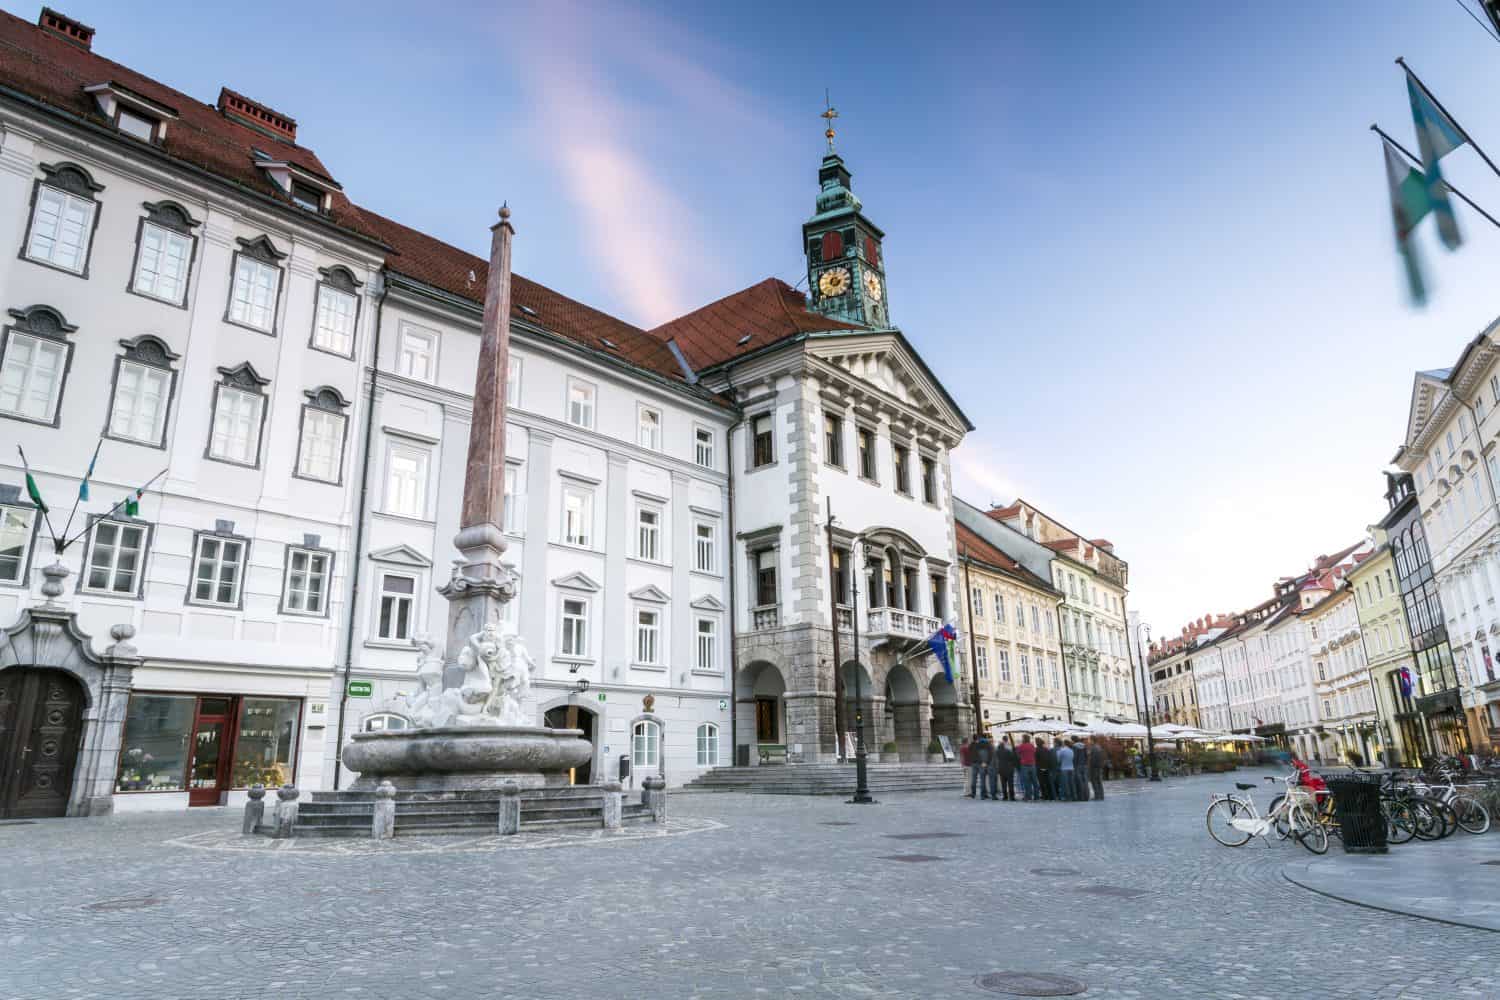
803, 104, 888, 328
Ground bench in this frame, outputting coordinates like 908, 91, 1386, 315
758, 743, 788, 765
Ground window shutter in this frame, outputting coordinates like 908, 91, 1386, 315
821, 231, 843, 260
864, 236, 879, 265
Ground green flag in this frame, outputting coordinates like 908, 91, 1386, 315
1383, 138, 1430, 305
17, 447, 47, 514
1405, 69, 1466, 250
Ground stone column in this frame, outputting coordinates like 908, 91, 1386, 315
601, 780, 622, 831
273, 786, 300, 838
242, 785, 266, 835
371, 780, 396, 840
74, 624, 140, 817
497, 782, 521, 835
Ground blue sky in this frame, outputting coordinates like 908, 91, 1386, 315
23, 0, 1500, 634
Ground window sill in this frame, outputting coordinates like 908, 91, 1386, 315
223, 316, 277, 338
554, 540, 601, 554
745, 463, 778, 474
690, 669, 725, 677
364, 639, 416, 651
628, 556, 670, 570
858, 475, 881, 487
376, 510, 436, 525
78, 588, 143, 601
631, 662, 668, 672
552, 656, 594, 669
187, 600, 241, 611
21, 254, 88, 279
690, 569, 724, 581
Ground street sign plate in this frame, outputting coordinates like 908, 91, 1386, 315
347, 681, 373, 698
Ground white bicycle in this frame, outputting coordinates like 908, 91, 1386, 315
1206, 772, 1328, 854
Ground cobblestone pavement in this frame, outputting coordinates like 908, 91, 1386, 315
0, 769, 1495, 1000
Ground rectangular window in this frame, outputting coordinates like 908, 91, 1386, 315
635, 609, 660, 664
0, 332, 68, 423
84, 520, 147, 595
893, 445, 911, 494
26, 184, 95, 273
283, 547, 330, 615
637, 507, 661, 561
755, 549, 777, 607
976, 644, 989, 679
108, 360, 170, 445
297, 409, 346, 483
132, 222, 191, 305
695, 427, 714, 469
115, 694, 195, 792
377, 573, 415, 640
1020, 653, 1031, 686
696, 617, 717, 671
921, 456, 937, 503
228, 255, 279, 332
117, 108, 156, 142
696, 724, 718, 766
230, 697, 301, 789
561, 597, 588, 657
824, 414, 844, 467
291, 181, 323, 213
566, 378, 595, 429
998, 648, 1011, 682
751, 414, 774, 467
502, 464, 523, 534
384, 445, 428, 518
563, 486, 593, 546
971, 585, 984, 618
1031, 605, 1041, 633
637, 405, 662, 450
209, 386, 264, 465
695, 521, 716, 573
192, 534, 246, 607
312, 284, 357, 356
633, 721, 660, 768
0, 505, 36, 584
397, 325, 437, 382
930, 574, 946, 619
857, 427, 876, 480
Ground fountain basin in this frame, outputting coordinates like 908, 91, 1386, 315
342, 725, 593, 791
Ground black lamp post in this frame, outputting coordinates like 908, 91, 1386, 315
1135, 620, 1160, 781
847, 535, 875, 804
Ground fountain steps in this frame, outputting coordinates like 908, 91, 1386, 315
287, 786, 652, 837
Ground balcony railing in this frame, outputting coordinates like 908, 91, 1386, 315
865, 606, 941, 643
752, 605, 780, 631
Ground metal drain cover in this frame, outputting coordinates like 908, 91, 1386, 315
1030, 866, 1080, 876
975, 971, 1087, 996
85, 897, 164, 912
878, 853, 945, 863
1076, 884, 1146, 899
884, 832, 963, 840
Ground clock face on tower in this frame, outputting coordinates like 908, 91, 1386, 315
863, 271, 883, 303
818, 267, 851, 298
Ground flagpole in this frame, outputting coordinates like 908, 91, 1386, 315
1397, 58, 1500, 183
17, 446, 61, 553
1372, 124, 1500, 232
59, 436, 103, 550
59, 467, 168, 552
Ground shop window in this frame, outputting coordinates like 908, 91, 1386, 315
116, 694, 195, 791
230, 698, 301, 788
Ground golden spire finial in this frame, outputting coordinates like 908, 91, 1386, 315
820, 89, 839, 152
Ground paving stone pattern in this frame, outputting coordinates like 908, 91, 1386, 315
0, 769, 1494, 999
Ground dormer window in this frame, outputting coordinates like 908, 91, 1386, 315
291, 181, 324, 213
117, 109, 155, 142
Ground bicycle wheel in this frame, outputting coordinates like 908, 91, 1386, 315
1383, 799, 1416, 845
1268, 794, 1290, 839
1453, 796, 1491, 835
1410, 799, 1443, 840
1433, 798, 1459, 839
1206, 799, 1251, 847
1292, 802, 1328, 854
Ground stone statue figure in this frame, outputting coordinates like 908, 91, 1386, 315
451, 629, 498, 726
404, 634, 454, 728
482, 623, 535, 726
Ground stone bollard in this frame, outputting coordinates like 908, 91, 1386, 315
600, 780, 622, 832
242, 785, 266, 835
372, 780, 396, 840
497, 781, 521, 836
643, 775, 667, 824
273, 785, 300, 839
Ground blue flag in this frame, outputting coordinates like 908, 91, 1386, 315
79, 439, 101, 501
1406, 69, 1466, 250
928, 624, 958, 682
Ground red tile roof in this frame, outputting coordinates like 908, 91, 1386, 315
1044, 537, 1081, 553
648, 278, 861, 371
986, 503, 1022, 520
359, 208, 689, 384
955, 522, 1055, 593
0, 8, 380, 241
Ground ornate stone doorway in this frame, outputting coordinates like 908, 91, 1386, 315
0, 668, 85, 819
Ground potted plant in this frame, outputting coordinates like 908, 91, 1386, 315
926, 738, 944, 763
881, 740, 899, 763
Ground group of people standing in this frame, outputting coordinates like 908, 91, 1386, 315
959, 733, 1107, 802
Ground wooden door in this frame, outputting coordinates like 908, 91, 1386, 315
755, 697, 778, 742
187, 697, 236, 807
0, 668, 85, 819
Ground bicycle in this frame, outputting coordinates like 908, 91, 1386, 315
1206, 773, 1328, 854
1270, 768, 1418, 846
1417, 768, 1491, 835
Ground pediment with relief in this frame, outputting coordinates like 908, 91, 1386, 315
806, 333, 970, 442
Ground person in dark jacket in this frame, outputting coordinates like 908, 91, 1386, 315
991, 736, 1016, 801
973, 734, 993, 799
1088, 736, 1107, 800
1072, 738, 1090, 802
960, 737, 975, 797
1035, 738, 1055, 800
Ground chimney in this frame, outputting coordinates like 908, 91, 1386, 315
217, 88, 297, 143
38, 7, 94, 49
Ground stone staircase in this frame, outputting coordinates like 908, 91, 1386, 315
287, 786, 652, 838
683, 761, 964, 796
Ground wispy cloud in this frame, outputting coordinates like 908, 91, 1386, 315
508, 2, 782, 327
949, 439, 1022, 509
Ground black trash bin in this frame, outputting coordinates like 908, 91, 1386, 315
1326, 772, 1388, 854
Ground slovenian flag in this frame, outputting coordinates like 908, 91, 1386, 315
18, 447, 47, 514
1382, 138, 1432, 305
928, 623, 958, 682
1405, 68, 1466, 250
1397, 665, 1414, 698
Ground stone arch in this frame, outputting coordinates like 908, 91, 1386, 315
737, 659, 786, 757
0, 601, 139, 817
838, 659, 877, 751
540, 693, 599, 785
928, 671, 962, 746
884, 662, 927, 758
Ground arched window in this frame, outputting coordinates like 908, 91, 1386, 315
632, 720, 660, 768
696, 723, 718, 766
363, 713, 409, 732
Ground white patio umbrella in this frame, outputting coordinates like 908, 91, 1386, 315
1083, 720, 1150, 738
996, 717, 1077, 735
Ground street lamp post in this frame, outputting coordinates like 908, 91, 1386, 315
1135, 621, 1160, 782
847, 536, 874, 804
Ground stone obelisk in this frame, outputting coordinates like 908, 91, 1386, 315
440, 205, 517, 646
